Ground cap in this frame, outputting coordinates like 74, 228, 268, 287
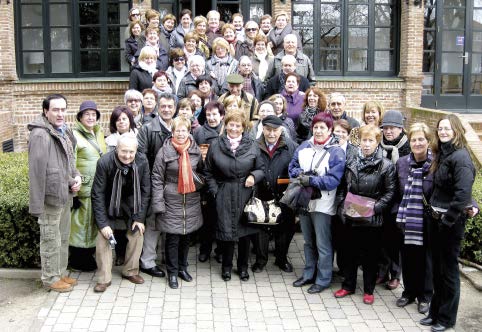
262, 115, 283, 128
226, 74, 244, 84
77, 100, 100, 121
381, 110, 404, 128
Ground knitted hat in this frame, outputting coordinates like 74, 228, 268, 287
381, 110, 404, 128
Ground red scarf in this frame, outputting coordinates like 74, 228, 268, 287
314, 136, 330, 145
171, 138, 196, 194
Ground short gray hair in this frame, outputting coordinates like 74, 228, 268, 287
124, 89, 143, 104
329, 92, 346, 105
188, 55, 206, 68
117, 132, 138, 149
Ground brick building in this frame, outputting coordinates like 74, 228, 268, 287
1, 1, 479, 151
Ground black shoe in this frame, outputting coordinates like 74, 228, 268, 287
178, 270, 193, 282
274, 260, 293, 273
307, 284, 325, 294
141, 266, 166, 278
292, 277, 314, 287
420, 316, 435, 326
221, 269, 231, 281
198, 253, 209, 262
239, 270, 249, 281
251, 263, 265, 273
168, 275, 178, 289
431, 323, 449, 332
396, 296, 414, 307
418, 301, 430, 314
214, 253, 222, 264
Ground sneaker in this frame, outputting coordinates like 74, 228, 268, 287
363, 293, 375, 305
45, 280, 72, 293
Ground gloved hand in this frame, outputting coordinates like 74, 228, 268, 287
299, 175, 311, 187
440, 215, 455, 228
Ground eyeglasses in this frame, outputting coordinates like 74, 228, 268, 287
330, 102, 342, 106
127, 99, 141, 103
174, 57, 185, 62
245, 28, 258, 32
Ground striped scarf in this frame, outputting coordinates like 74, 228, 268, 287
396, 150, 432, 246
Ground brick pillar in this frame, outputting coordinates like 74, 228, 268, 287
398, 1, 424, 108
272, 0, 292, 18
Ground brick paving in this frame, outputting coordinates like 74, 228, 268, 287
37, 233, 434, 332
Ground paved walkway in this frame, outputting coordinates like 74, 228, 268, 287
37, 233, 433, 332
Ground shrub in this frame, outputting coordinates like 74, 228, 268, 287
461, 172, 482, 265
0, 152, 40, 268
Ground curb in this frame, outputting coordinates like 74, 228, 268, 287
0, 268, 41, 279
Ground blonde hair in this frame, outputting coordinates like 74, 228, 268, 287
194, 15, 207, 28
222, 23, 235, 35
224, 110, 247, 130
171, 116, 192, 133
359, 125, 382, 144
212, 37, 229, 52
138, 46, 157, 62
223, 95, 241, 109
363, 101, 384, 125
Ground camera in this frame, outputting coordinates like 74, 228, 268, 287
108, 235, 117, 249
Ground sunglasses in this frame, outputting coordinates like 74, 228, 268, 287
245, 28, 258, 32
174, 57, 185, 62
130, 13, 140, 17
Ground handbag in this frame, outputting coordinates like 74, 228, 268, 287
244, 190, 282, 225
192, 171, 206, 191
342, 192, 376, 223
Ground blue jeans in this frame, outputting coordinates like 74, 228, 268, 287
300, 212, 333, 287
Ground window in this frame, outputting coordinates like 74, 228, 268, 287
16, 0, 130, 78
292, 0, 399, 76
422, 0, 436, 95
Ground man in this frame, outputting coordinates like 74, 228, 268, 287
217, 74, 259, 121
193, 101, 225, 263
264, 54, 311, 98
232, 13, 245, 42
238, 56, 264, 101
273, 34, 315, 81
28, 94, 82, 292
259, 14, 273, 36
137, 93, 177, 278
328, 92, 360, 129
252, 114, 298, 273
378, 110, 411, 291
206, 10, 223, 46
91, 133, 151, 292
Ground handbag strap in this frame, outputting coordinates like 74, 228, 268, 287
74, 128, 103, 157
312, 148, 329, 173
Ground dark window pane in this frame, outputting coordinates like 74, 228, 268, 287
51, 28, 72, 50
320, 50, 341, 71
441, 74, 463, 94
22, 28, 43, 50
423, 51, 435, 72
157, 4, 174, 19
320, 4, 341, 25
374, 50, 393, 71
108, 50, 121, 71
23, 52, 44, 74
471, 74, 482, 94
299, 27, 314, 48
21, 4, 42, 27
107, 3, 121, 24
108, 27, 121, 48
473, 9, 482, 27
348, 28, 368, 48
422, 73, 435, 95
348, 5, 368, 26
443, 9, 465, 29
50, 4, 71, 26
80, 50, 101, 72
424, 5, 437, 28
79, 2, 100, 25
375, 5, 392, 26
80, 27, 100, 48
293, 4, 314, 25
424, 31, 436, 51
51, 52, 72, 73
320, 27, 341, 48
444, 0, 465, 6
249, 4, 265, 22
348, 49, 368, 71
375, 28, 392, 49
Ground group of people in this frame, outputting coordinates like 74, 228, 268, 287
26, 8, 479, 332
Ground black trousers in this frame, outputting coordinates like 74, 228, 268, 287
378, 213, 403, 280
68, 246, 97, 271
254, 207, 296, 266
165, 233, 190, 275
342, 227, 382, 295
198, 198, 221, 256
332, 214, 349, 274
428, 217, 465, 327
220, 235, 252, 272
401, 242, 433, 302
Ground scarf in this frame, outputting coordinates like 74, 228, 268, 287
356, 146, 379, 170
227, 134, 242, 154
396, 150, 433, 246
254, 51, 269, 81
139, 61, 157, 77
212, 55, 230, 87
171, 137, 196, 194
380, 133, 408, 163
109, 154, 141, 218
183, 46, 196, 61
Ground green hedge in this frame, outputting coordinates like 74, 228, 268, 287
0, 152, 40, 268
461, 172, 482, 264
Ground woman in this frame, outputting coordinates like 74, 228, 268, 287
268, 94, 296, 140
152, 70, 174, 96
187, 90, 205, 126
125, 20, 144, 68
221, 23, 238, 58
177, 55, 206, 99
176, 98, 199, 131
222, 95, 241, 113
288, 112, 346, 294
166, 48, 187, 95
139, 88, 158, 125
250, 34, 275, 83
183, 31, 204, 62
196, 75, 218, 103
419, 115, 476, 331
249, 101, 277, 139
194, 15, 210, 59
151, 117, 203, 289
394, 123, 434, 315
267, 11, 302, 56
333, 119, 357, 163
124, 89, 143, 128
334, 125, 396, 305
170, 9, 193, 49
69, 101, 106, 271
159, 14, 176, 52
124, 7, 142, 40
233, 21, 258, 60
206, 37, 238, 96
105, 105, 138, 153
129, 47, 157, 93
297, 87, 327, 143
349, 101, 384, 147
144, 9, 160, 29
281, 72, 305, 124
204, 110, 265, 282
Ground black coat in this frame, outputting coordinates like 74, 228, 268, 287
430, 142, 475, 224
193, 122, 223, 145
137, 117, 171, 171
337, 147, 397, 227
91, 151, 151, 230
250, 74, 265, 101
204, 134, 265, 241
264, 73, 310, 99
125, 35, 143, 66
256, 134, 298, 201
176, 72, 198, 100
129, 65, 152, 93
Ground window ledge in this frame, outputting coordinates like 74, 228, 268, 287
313, 76, 404, 82
15, 77, 129, 84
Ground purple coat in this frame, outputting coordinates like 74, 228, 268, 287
281, 90, 305, 124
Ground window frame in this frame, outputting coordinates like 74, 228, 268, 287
15, 0, 132, 79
